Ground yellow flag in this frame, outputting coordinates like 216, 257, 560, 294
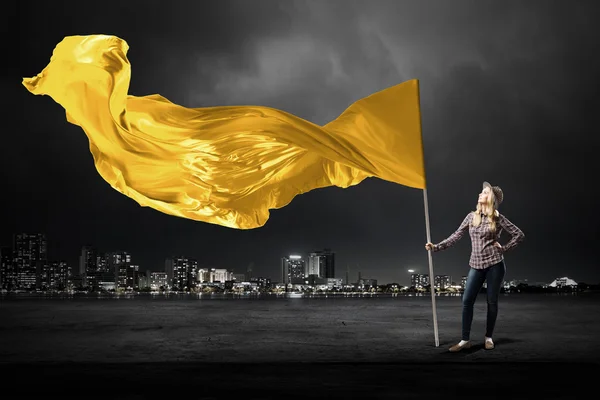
23, 35, 425, 229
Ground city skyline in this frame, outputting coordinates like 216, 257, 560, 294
0, 231, 589, 289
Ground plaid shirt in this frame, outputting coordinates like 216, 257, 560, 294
433, 212, 525, 269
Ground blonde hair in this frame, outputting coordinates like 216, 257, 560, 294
472, 190, 499, 232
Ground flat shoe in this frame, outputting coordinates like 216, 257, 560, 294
449, 341, 471, 352
485, 341, 495, 350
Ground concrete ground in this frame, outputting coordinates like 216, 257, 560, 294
1, 292, 599, 398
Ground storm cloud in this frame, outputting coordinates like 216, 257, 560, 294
10, 0, 600, 284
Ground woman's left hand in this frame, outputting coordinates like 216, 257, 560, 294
493, 241, 503, 252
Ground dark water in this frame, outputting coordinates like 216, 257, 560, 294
0, 290, 589, 301
2, 291, 460, 300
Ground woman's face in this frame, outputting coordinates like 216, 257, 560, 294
478, 187, 491, 205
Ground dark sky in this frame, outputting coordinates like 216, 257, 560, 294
9, 0, 599, 285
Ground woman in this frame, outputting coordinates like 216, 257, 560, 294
425, 182, 524, 352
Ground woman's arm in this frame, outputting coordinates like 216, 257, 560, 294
433, 213, 472, 252
497, 213, 525, 252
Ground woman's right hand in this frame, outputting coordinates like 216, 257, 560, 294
425, 242, 434, 251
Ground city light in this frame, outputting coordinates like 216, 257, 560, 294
0, 232, 583, 294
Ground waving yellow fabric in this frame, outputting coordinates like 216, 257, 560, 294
23, 35, 425, 229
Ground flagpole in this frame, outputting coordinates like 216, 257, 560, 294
415, 79, 440, 347
423, 188, 440, 347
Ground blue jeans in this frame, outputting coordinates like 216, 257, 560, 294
461, 261, 506, 341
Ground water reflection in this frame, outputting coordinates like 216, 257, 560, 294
0, 291, 475, 300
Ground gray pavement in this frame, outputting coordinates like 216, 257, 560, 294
1, 292, 599, 398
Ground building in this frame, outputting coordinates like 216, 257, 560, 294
110, 251, 131, 289
128, 265, 140, 289
97, 253, 110, 274
95, 253, 115, 290
98, 276, 116, 291
281, 255, 305, 285
326, 278, 343, 290
250, 277, 271, 290
197, 268, 233, 284
137, 271, 151, 289
306, 274, 327, 286
79, 246, 98, 289
13, 233, 47, 290
232, 273, 245, 282
357, 278, 377, 291
411, 274, 430, 289
307, 249, 335, 279
549, 277, 578, 288
150, 272, 168, 291
434, 275, 451, 290
0, 246, 15, 290
48, 261, 71, 290
212, 268, 231, 283
245, 262, 254, 281
165, 257, 198, 290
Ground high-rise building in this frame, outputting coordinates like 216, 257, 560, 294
95, 253, 115, 290
127, 264, 140, 289
307, 249, 335, 279
281, 255, 305, 285
106, 251, 132, 289
13, 233, 47, 290
48, 261, 72, 290
246, 262, 254, 281
165, 257, 198, 290
97, 253, 109, 273
345, 265, 349, 285
411, 273, 430, 289
79, 246, 98, 289
138, 270, 151, 289
0, 246, 15, 290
